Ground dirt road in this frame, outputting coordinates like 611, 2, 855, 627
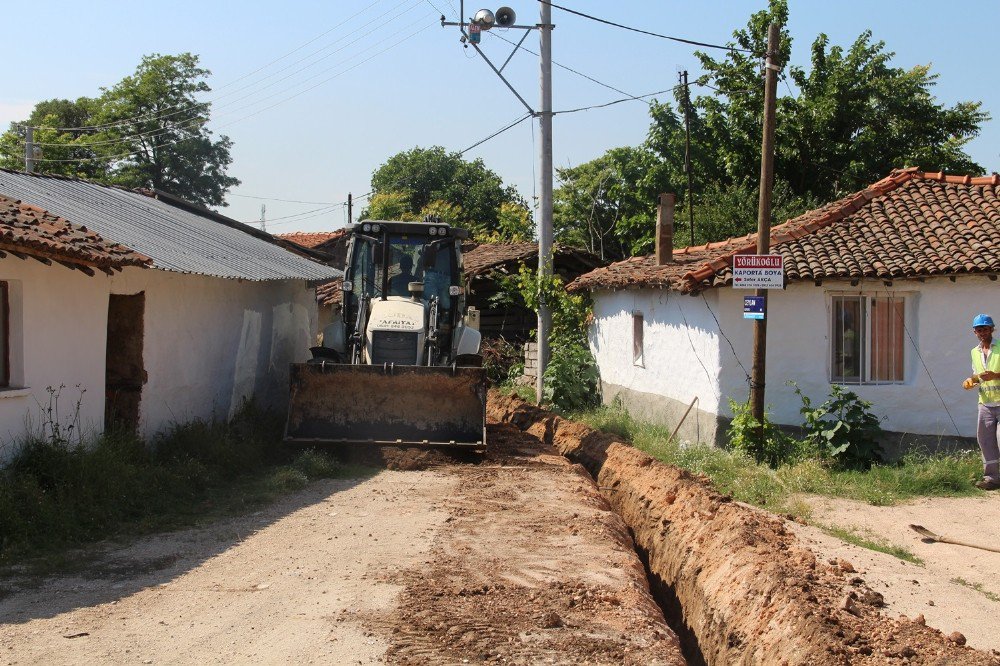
0, 423, 680, 664
793, 493, 1000, 654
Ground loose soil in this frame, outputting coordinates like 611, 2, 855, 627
791, 493, 1000, 655
0, 417, 678, 664
491, 391, 1000, 665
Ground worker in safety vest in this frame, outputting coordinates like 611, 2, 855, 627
964, 313, 1000, 490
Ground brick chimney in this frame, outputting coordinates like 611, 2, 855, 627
655, 193, 675, 265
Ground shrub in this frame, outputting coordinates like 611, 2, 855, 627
481, 336, 524, 386
726, 398, 797, 468
491, 265, 598, 409
791, 382, 883, 469
543, 342, 600, 411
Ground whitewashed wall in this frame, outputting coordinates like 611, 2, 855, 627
109, 268, 317, 438
589, 288, 725, 443
718, 276, 998, 439
0, 259, 319, 462
590, 275, 997, 443
0, 260, 110, 462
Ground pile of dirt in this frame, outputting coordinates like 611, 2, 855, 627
490, 391, 999, 665
366, 420, 685, 664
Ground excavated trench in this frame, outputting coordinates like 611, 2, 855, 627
489, 391, 997, 666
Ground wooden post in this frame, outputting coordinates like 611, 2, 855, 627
681, 70, 695, 247
750, 23, 781, 441
655, 193, 675, 265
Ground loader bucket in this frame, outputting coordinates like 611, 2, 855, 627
284, 363, 487, 448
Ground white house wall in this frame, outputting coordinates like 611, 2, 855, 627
589, 276, 996, 447
589, 288, 725, 444
726, 277, 998, 441
109, 268, 317, 438
0, 260, 110, 461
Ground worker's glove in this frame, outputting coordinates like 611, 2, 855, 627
963, 377, 980, 390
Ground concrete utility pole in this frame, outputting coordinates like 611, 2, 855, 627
750, 23, 781, 441
24, 126, 35, 173
259, 204, 267, 232
536, 0, 554, 405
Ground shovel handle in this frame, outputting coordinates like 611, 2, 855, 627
911, 525, 1000, 554
936, 536, 1000, 554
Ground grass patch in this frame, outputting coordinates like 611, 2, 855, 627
567, 403, 982, 513
818, 523, 924, 564
0, 403, 373, 566
950, 577, 1000, 603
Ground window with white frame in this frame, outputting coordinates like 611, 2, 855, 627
830, 294, 905, 384
632, 311, 644, 366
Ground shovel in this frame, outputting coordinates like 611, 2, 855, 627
909, 524, 1000, 554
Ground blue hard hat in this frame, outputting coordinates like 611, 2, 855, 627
973, 313, 995, 328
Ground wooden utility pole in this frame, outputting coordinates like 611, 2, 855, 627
680, 70, 695, 247
347, 193, 353, 225
750, 23, 781, 439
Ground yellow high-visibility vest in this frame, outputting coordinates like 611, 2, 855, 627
972, 342, 1000, 405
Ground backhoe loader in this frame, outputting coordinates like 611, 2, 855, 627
284, 220, 486, 448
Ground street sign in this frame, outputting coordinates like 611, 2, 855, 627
732, 254, 783, 289
743, 295, 765, 320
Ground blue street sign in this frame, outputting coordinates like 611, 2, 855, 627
743, 295, 765, 320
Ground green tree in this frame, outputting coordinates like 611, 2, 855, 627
692, 0, 987, 201
366, 146, 530, 241
554, 145, 673, 261
0, 98, 108, 180
0, 53, 240, 208
91, 53, 239, 207
554, 0, 988, 257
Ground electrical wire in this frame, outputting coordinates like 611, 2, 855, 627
881, 289, 963, 437
700, 292, 752, 383
24, 18, 435, 165
24, 1, 428, 151
537, 0, 757, 54
229, 193, 340, 205
486, 31, 635, 99
458, 113, 532, 155
553, 85, 682, 115
675, 295, 722, 401
25, 0, 400, 135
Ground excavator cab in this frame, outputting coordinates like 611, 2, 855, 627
285, 221, 486, 448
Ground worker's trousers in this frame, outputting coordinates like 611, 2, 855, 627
978, 404, 1000, 481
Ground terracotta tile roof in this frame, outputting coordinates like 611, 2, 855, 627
568, 168, 1000, 294
277, 229, 349, 249
463, 242, 604, 278
0, 195, 151, 275
314, 241, 604, 308
316, 278, 343, 309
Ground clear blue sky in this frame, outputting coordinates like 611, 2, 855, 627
4, 1, 998, 234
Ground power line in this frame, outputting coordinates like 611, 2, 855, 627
23, 1, 429, 152
553, 85, 682, 115
486, 31, 634, 99
25, 0, 403, 135
229, 193, 340, 205
537, 0, 757, 54
458, 113, 532, 155
22, 19, 434, 165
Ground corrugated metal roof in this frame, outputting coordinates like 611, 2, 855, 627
0, 170, 341, 282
